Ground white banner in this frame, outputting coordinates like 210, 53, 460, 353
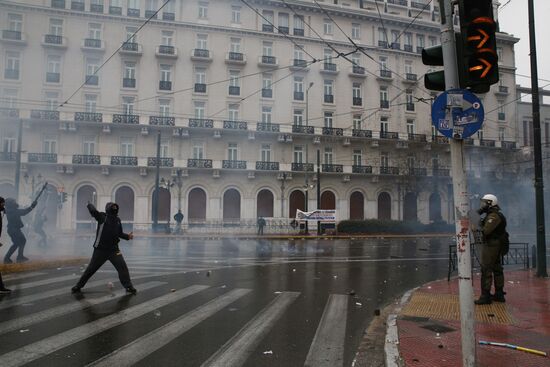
295, 209, 336, 222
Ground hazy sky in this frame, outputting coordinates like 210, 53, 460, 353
498, 0, 550, 89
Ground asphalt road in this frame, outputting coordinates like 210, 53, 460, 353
0, 237, 452, 366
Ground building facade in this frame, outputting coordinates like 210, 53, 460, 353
0, 0, 519, 231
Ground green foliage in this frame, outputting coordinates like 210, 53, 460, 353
337, 220, 454, 234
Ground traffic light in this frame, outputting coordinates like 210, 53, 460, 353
458, 0, 499, 93
62, 192, 67, 202
422, 45, 445, 91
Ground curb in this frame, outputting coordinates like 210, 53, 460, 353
385, 287, 418, 367
0, 257, 88, 274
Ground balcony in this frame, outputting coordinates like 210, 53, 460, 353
407, 167, 427, 176
226, 52, 246, 65
390, 42, 400, 50
75, 112, 103, 122
292, 125, 314, 134
123, 78, 136, 88
157, 45, 177, 58
83, 38, 103, 49
464, 138, 474, 145
406, 103, 415, 112
188, 159, 213, 169
261, 88, 272, 98
120, 42, 142, 55
352, 129, 372, 138
322, 164, 343, 173
432, 168, 450, 176
322, 63, 338, 74
145, 10, 158, 18
380, 166, 399, 175
111, 156, 138, 166
262, 24, 274, 32
404, 73, 418, 82
149, 116, 175, 126
30, 110, 59, 120
256, 161, 279, 170
495, 85, 509, 95
324, 94, 334, 104
257, 122, 280, 132
411, 1, 426, 9
189, 118, 213, 128
109, 5, 122, 15
228, 86, 240, 96
350, 65, 366, 77
0, 152, 16, 161
46, 72, 60, 83
404, 44, 413, 52
291, 163, 314, 172
223, 160, 247, 169
278, 26, 289, 35
43, 34, 65, 48
70, 0, 84, 10
0, 108, 19, 118
259, 55, 277, 66
408, 133, 427, 142
191, 49, 212, 62
322, 127, 343, 136
379, 70, 392, 79
4, 69, 19, 80
293, 91, 304, 101
501, 141, 516, 150
294, 28, 304, 36
194, 83, 206, 93
51, 0, 65, 8
73, 154, 100, 165
90, 4, 103, 12
480, 139, 496, 147
162, 12, 175, 20
380, 131, 399, 139
380, 100, 390, 109
498, 112, 506, 121
28, 153, 57, 163
159, 80, 172, 91
433, 135, 449, 144
85, 75, 99, 86
113, 114, 139, 124
290, 59, 309, 70
2, 30, 22, 42
353, 97, 362, 106
147, 157, 174, 167
417, 46, 424, 54
127, 8, 140, 17
352, 165, 372, 174
223, 120, 247, 130
378, 40, 388, 48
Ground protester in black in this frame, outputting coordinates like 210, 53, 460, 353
3, 197, 38, 264
0, 197, 12, 293
72, 202, 136, 294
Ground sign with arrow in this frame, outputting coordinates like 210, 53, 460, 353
431, 89, 485, 140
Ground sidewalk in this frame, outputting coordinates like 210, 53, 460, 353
392, 270, 550, 367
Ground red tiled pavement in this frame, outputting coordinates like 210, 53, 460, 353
397, 270, 550, 366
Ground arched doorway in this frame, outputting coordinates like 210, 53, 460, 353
321, 191, 336, 209
76, 185, 96, 221
378, 192, 391, 220
115, 186, 135, 222
151, 187, 171, 222
0, 183, 15, 199
289, 190, 305, 218
403, 192, 418, 221
429, 192, 442, 222
257, 189, 274, 217
223, 188, 241, 221
39, 184, 59, 230
350, 191, 364, 220
188, 187, 207, 222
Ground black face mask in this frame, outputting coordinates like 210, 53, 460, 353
106, 203, 119, 216
477, 201, 489, 215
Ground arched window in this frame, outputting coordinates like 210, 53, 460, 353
350, 191, 364, 220
289, 190, 305, 218
115, 186, 135, 221
223, 189, 241, 220
320, 191, 336, 209
403, 192, 417, 221
429, 192, 442, 222
257, 189, 274, 217
188, 187, 207, 222
76, 185, 96, 221
378, 192, 391, 220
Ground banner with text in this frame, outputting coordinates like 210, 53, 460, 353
295, 209, 336, 222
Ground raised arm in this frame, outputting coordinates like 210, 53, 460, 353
87, 202, 102, 222
19, 200, 38, 216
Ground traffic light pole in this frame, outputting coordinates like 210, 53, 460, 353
441, 0, 476, 365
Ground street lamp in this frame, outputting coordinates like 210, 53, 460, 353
305, 82, 314, 234
160, 169, 184, 234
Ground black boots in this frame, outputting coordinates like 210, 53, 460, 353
474, 291, 492, 305
492, 288, 506, 303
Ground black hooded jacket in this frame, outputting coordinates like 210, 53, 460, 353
4, 199, 36, 231
88, 202, 130, 251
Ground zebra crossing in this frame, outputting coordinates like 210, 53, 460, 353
0, 256, 359, 366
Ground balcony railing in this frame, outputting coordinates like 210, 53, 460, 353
417, 46, 424, 54
380, 166, 399, 175
149, 116, 175, 126
353, 97, 362, 106
380, 100, 390, 109
162, 12, 175, 20
261, 55, 277, 65
147, 157, 173, 167
90, 4, 103, 12
293, 59, 308, 68
109, 5, 122, 14
159, 80, 172, 90
2, 30, 22, 41
291, 163, 314, 172
433, 168, 450, 176
404, 44, 413, 52
380, 70, 392, 78
323, 63, 337, 72
228, 86, 240, 95
322, 127, 343, 136
294, 28, 304, 36
256, 161, 279, 170
71, 1, 84, 10
480, 139, 496, 147
194, 83, 206, 93
501, 141, 516, 149
111, 156, 138, 166
30, 110, 59, 120
222, 160, 247, 169
193, 49, 210, 58
228, 52, 244, 61
73, 154, 100, 165
352, 165, 372, 174
123, 78, 136, 88
85, 75, 99, 85
406, 73, 418, 81
0, 152, 16, 161
28, 153, 57, 163
278, 26, 289, 34
4, 69, 19, 79
84, 38, 102, 48
292, 125, 314, 134
497, 85, 509, 94
352, 129, 372, 138
51, 0, 65, 8
44, 34, 63, 44
294, 91, 304, 101
324, 94, 334, 103
257, 122, 280, 132
158, 45, 175, 55
498, 112, 506, 121
378, 40, 388, 48
223, 120, 247, 130
352, 65, 365, 74
406, 103, 415, 112
127, 8, 140, 17
407, 167, 427, 176
75, 112, 103, 122
390, 42, 400, 50
261, 88, 272, 98
262, 24, 274, 32
46, 72, 60, 83
322, 164, 343, 173
113, 114, 139, 124
0, 108, 19, 118
145, 10, 157, 18
187, 159, 213, 168
380, 131, 399, 139
122, 42, 139, 52
189, 118, 213, 128
433, 135, 449, 144
408, 133, 427, 142
411, 1, 426, 9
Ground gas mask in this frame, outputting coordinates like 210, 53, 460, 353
477, 200, 490, 215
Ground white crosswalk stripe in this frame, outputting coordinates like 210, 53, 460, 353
9, 274, 79, 290
3, 272, 47, 281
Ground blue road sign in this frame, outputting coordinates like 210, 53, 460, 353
431, 89, 485, 139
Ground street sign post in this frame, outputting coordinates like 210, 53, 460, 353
431, 89, 485, 139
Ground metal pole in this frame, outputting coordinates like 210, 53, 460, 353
153, 130, 161, 231
14, 118, 23, 200
280, 172, 286, 218
527, 0, 547, 277
305, 143, 309, 235
441, 0, 476, 365
317, 149, 321, 235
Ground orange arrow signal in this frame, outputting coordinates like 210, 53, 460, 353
467, 29, 489, 49
469, 58, 492, 78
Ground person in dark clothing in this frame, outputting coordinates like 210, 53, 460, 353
257, 217, 266, 235
72, 202, 136, 294
33, 206, 48, 248
173, 210, 184, 234
0, 197, 12, 293
3, 183, 46, 263
474, 194, 508, 305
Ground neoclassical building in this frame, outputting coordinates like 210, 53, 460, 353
0, 0, 520, 231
